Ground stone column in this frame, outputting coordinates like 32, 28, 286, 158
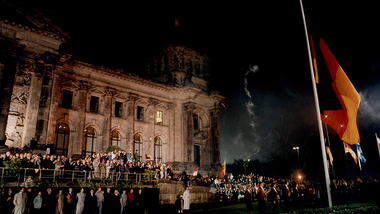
70, 81, 89, 157
45, 65, 63, 145
100, 88, 114, 152
124, 94, 137, 151
183, 102, 195, 163
209, 108, 221, 167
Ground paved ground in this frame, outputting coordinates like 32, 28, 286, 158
151, 200, 378, 214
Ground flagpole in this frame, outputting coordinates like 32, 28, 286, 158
324, 123, 336, 179
299, 0, 332, 207
376, 133, 380, 159
343, 142, 350, 179
356, 145, 364, 181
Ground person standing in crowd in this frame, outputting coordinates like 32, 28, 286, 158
293, 184, 300, 210
282, 183, 291, 212
13, 187, 28, 214
66, 187, 75, 214
85, 189, 97, 214
33, 191, 43, 214
3, 188, 14, 214
127, 189, 135, 212
126, 149, 134, 162
95, 187, 104, 214
75, 188, 86, 214
55, 189, 65, 214
135, 189, 143, 214
244, 185, 253, 214
257, 182, 266, 214
111, 190, 120, 214
120, 189, 128, 214
134, 150, 139, 162
103, 188, 112, 212
175, 190, 183, 214
270, 183, 279, 214
25, 187, 34, 214
44, 188, 55, 214
183, 186, 190, 213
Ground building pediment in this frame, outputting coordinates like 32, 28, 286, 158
61, 80, 80, 90
89, 87, 106, 95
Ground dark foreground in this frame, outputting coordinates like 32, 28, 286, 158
152, 201, 379, 214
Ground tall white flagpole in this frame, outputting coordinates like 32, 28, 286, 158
299, 0, 333, 207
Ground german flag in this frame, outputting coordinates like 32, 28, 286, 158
319, 39, 361, 145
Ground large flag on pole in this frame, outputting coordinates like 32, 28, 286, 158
356, 143, 367, 163
319, 39, 361, 145
344, 142, 357, 164
220, 158, 226, 178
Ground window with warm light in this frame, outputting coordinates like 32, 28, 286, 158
156, 110, 163, 125
110, 130, 121, 146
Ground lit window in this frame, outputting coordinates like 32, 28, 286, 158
156, 110, 163, 125
154, 137, 162, 163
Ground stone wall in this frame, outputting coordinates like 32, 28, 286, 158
158, 179, 213, 205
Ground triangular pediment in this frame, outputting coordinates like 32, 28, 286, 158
114, 92, 129, 100
156, 102, 168, 109
61, 80, 79, 89
136, 98, 149, 105
89, 87, 106, 95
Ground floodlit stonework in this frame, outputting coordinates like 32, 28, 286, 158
0, 2, 224, 173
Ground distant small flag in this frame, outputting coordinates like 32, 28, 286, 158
326, 146, 333, 166
356, 175, 363, 183
145, 154, 151, 161
344, 142, 357, 164
220, 158, 226, 178
174, 17, 179, 27
356, 143, 367, 163
193, 167, 198, 176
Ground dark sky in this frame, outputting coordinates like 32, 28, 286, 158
11, 0, 380, 179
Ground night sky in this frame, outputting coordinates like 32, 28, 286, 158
8, 0, 380, 180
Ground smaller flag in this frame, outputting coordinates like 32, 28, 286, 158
356, 143, 367, 163
220, 158, 226, 178
356, 175, 363, 183
145, 154, 151, 161
326, 146, 333, 166
174, 17, 179, 27
344, 142, 357, 164
193, 167, 198, 176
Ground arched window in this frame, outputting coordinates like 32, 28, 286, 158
83, 127, 96, 157
55, 123, 69, 156
154, 137, 162, 163
134, 134, 142, 161
110, 130, 121, 146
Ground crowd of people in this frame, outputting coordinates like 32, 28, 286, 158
1, 147, 378, 214
0, 147, 171, 181
0, 186, 149, 214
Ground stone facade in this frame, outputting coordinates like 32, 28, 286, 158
0, 3, 224, 173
